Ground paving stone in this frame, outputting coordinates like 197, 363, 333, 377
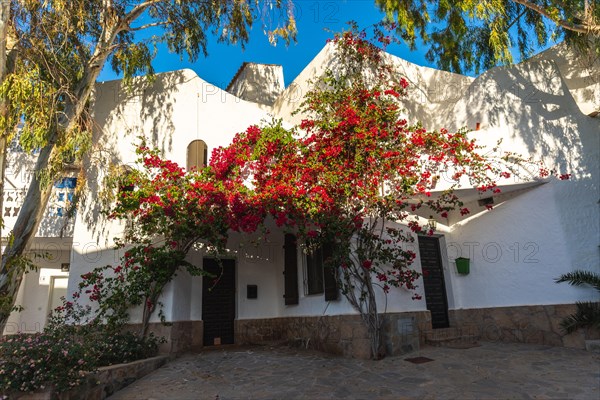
107, 342, 600, 400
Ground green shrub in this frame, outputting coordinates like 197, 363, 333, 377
95, 331, 162, 366
0, 332, 95, 393
0, 330, 162, 394
0, 298, 163, 394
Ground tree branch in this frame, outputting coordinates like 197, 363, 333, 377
511, 0, 600, 34
506, 8, 527, 31
120, 0, 164, 32
128, 20, 169, 32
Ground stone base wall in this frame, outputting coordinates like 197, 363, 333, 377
449, 304, 600, 349
381, 312, 432, 354
126, 321, 203, 354
124, 304, 597, 357
235, 312, 431, 359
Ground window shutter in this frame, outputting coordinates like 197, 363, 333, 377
283, 234, 299, 305
322, 242, 339, 301
305, 246, 324, 295
187, 140, 208, 170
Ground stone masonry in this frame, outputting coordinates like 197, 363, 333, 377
127, 304, 594, 357
235, 311, 431, 359
127, 321, 203, 354
449, 304, 599, 349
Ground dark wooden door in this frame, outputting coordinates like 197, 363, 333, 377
418, 236, 450, 329
202, 258, 236, 346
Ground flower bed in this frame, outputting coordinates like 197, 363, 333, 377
8, 355, 170, 400
0, 329, 163, 394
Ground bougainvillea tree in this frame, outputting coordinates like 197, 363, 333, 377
89, 25, 511, 357
85, 143, 267, 336
214, 26, 507, 358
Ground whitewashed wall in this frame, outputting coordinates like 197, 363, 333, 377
68, 69, 274, 323
270, 42, 474, 129
3, 238, 73, 334
530, 43, 599, 116
227, 222, 427, 321
64, 43, 599, 326
226, 63, 285, 107
428, 53, 600, 311
270, 43, 599, 316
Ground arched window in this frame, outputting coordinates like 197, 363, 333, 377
187, 140, 208, 171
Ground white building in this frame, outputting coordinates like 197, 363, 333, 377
4, 43, 599, 358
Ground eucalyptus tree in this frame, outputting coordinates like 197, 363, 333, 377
377, 0, 599, 74
0, 0, 295, 328
0, 1, 13, 258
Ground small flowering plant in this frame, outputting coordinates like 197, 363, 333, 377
0, 296, 162, 395
77, 243, 201, 337
0, 332, 94, 393
0, 300, 97, 394
99, 143, 240, 336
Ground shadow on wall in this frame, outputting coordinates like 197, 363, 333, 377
531, 42, 600, 116
392, 58, 473, 129
3, 149, 79, 239
445, 57, 599, 273
79, 70, 193, 243
270, 44, 339, 126
36, 176, 78, 238
450, 58, 599, 179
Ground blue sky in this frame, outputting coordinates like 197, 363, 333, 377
98, 2, 432, 88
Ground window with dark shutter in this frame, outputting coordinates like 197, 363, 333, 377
283, 234, 299, 305
322, 242, 339, 301
305, 246, 324, 295
303, 241, 339, 300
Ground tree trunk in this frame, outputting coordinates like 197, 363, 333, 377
363, 310, 383, 359
0, 16, 122, 329
341, 265, 384, 359
0, 0, 10, 250
362, 274, 383, 359
0, 0, 13, 332
140, 291, 160, 338
0, 135, 7, 246
0, 133, 57, 325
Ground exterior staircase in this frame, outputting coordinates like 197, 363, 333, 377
423, 326, 480, 349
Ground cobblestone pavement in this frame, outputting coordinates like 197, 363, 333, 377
108, 342, 599, 400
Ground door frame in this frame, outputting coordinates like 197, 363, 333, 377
46, 275, 69, 324
202, 257, 237, 346
418, 234, 451, 329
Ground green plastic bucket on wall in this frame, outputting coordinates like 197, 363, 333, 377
455, 257, 470, 274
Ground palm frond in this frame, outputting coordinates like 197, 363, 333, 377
560, 301, 600, 334
555, 270, 600, 292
